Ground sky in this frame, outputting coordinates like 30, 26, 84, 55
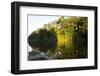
28, 15, 60, 36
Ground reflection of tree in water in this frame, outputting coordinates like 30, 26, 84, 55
28, 16, 88, 60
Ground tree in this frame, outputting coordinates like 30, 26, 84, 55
28, 28, 57, 53
28, 16, 88, 59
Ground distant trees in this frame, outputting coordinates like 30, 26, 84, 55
28, 16, 88, 59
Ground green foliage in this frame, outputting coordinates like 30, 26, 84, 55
28, 28, 57, 52
28, 16, 88, 59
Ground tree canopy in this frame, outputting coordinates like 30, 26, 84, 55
28, 16, 88, 59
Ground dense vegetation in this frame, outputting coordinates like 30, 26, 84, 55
28, 16, 88, 59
